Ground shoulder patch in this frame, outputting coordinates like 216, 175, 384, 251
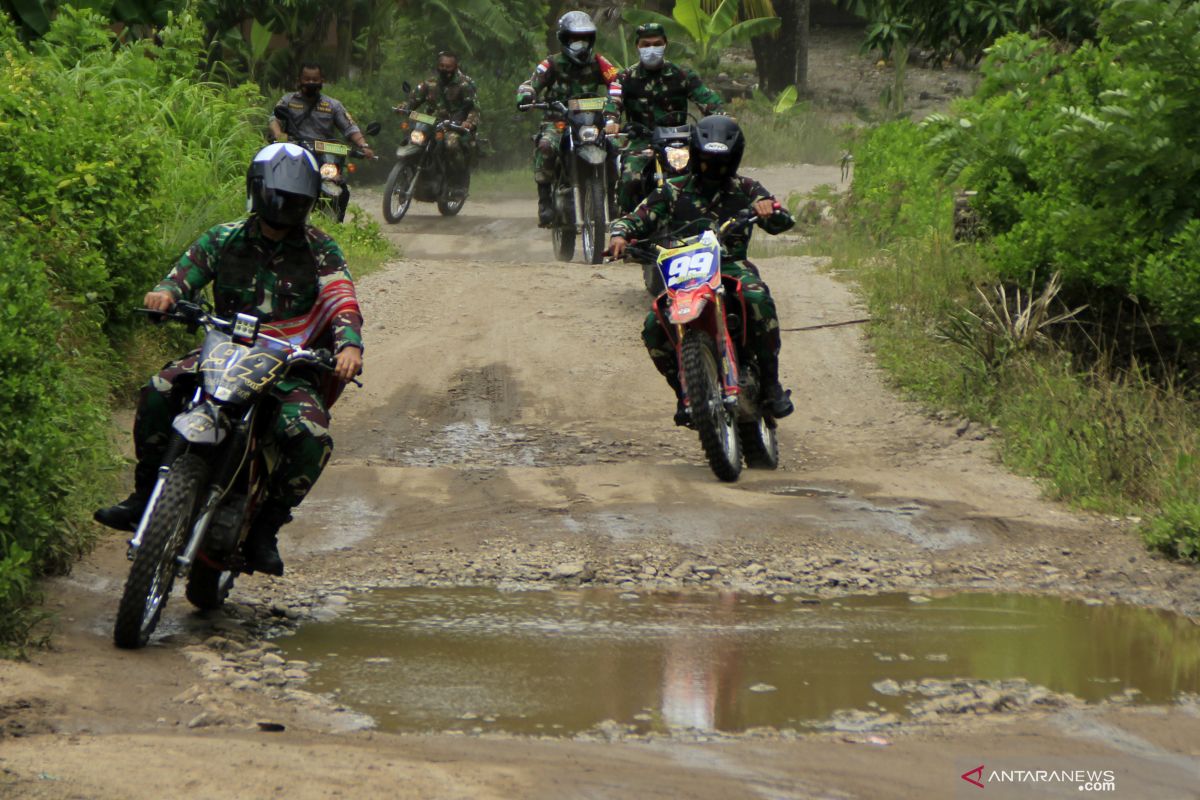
536, 59, 551, 73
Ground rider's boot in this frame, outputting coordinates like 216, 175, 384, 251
536, 182, 554, 227
245, 501, 291, 577
666, 372, 691, 427
93, 459, 158, 532
759, 357, 795, 419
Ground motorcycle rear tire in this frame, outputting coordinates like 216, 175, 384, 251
114, 453, 206, 649
437, 173, 469, 216
185, 558, 235, 611
739, 416, 780, 470
552, 178, 576, 262
681, 331, 742, 482
383, 163, 415, 224
580, 171, 606, 265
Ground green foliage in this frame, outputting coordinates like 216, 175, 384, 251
840, 0, 1103, 60
625, 0, 780, 69
922, 0, 1200, 344
0, 8, 266, 647
846, 119, 952, 238
734, 94, 846, 167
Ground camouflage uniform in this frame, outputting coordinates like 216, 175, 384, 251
610, 173, 794, 386
271, 91, 362, 143
134, 217, 364, 510
613, 61, 723, 212
518, 53, 620, 183
405, 70, 481, 183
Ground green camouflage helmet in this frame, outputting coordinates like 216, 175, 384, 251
635, 22, 667, 41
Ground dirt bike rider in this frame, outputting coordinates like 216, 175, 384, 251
608, 115, 796, 425
268, 62, 376, 221
94, 144, 365, 577
613, 22, 724, 214
516, 10, 621, 226
395, 50, 480, 199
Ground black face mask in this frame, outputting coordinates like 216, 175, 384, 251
438, 69, 455, 83
301, 82, 323, 98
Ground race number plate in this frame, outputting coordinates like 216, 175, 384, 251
313, 140, 351, 155
409, 112, 437, 125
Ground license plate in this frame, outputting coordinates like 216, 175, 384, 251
313, 140, 350, 155
570, 97, 607, 112
409, 112, 437, 125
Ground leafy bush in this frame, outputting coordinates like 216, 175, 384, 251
923, 0, 1200, 346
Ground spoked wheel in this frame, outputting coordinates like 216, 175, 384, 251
185, 557, 236, 611
437, 172, 468, 216
579, 171, 606, 265
681, 331, 742, 482
382, 163, 416, 223
552, 178, 576, 262
114, 453, 206, 649
740, 415, 780, 469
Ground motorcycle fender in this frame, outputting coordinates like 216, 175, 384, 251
395, 145, 423, 158
173, 402, 227, 445
577, 144, 606, 165
669, 291, 709, 324
321, 179, 342, 197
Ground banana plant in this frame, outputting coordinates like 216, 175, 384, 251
625, 0, 780, 68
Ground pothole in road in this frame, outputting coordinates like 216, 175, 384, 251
279, 589, 1200, 737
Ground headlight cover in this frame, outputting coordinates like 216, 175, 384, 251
666, 147, 690, 171
578, 125, 599, 143
410, 130, 427, 145
319, 163, 340, 179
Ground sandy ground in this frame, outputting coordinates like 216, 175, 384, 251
4, 169, 1200, 800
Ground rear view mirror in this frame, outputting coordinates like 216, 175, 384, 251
364, 121, 382, 136
402, 81, 412, 94
272, 105, 289, 121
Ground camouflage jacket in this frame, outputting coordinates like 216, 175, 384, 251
155, 217, 364, 353
610, 174, 794, 262
518, 53, 620, 120
271, 91, 361, 142
406, 70, 481, 128
614, 61, 723, 135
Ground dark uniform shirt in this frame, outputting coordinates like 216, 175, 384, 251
521, 53, 621, 119
407, 70, 481, 128
155, 217, 364, 353
271, 92, 362, 142
611, 174, 794, 262
614, 61, 723, 134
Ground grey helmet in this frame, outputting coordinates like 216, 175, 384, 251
557, 11, 597, 65
246, 143, 320, 228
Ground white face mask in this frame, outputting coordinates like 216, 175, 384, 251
638, 45, 666, 68
567, 40, 591, 57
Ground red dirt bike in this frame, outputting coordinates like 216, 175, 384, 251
623, 210, 780, 482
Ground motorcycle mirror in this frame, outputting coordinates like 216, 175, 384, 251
402, 81, 412, 94
273, 105, 289, 121
364, 121, 382, 136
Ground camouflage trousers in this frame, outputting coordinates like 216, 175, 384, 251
443, 131, 473, 182
617, 138, 653, 214
642, 260, 782, 388
533, 122, 564, 184
134, 352, 333, 509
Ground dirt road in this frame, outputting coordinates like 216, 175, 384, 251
3, 169, 1200, 799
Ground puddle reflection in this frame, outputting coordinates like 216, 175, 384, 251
280, 589, 1200, 735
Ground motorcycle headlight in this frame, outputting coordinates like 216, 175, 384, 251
319, 163, 340, 179
666, 147, 690, 171
578, 125, 599, 143
410, 130, 427, 145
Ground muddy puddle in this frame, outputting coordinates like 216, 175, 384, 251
280, 589, 1200, 736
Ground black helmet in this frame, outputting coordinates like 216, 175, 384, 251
246, 143, 320, 228
635, 22, 668, 41
690, 115, 744, 185
557, 11, 596, 65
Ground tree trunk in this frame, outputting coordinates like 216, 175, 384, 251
749, 0, 811, 96
335, 0, 354, 80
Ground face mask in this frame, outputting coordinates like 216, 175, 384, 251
566, 40, 590, 57
301, 82, 322, 98
438, 69, 455, 82
638, 45, 666, 69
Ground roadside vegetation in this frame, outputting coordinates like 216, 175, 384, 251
807, 0, 1200, 557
